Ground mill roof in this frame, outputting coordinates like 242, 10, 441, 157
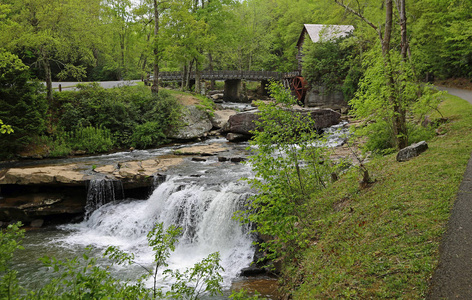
297, 24, 354, 47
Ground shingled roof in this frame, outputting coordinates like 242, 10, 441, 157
296, 24, 354, 47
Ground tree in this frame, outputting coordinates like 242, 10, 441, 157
0, 49, 47, 158
3, 0, 101, 103
333, 0, 410, 149
237, 82, 342, 266
409, 0, 472, 79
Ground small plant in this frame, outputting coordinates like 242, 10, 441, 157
236, 82, 341, 265
105, 222, 224, 299
67, 126, 114, 153
0, 222, 24, 300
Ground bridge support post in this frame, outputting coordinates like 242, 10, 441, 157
260, 80, 270, 97
224, 79, 242, 102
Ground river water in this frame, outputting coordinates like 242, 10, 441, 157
9, 121, 349, 299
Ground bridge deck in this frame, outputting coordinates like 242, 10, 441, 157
159, 70, 300, 81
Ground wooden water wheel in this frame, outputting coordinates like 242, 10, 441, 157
291, 76, 308, 103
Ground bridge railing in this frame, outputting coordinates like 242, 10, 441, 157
158, 70, 300, 81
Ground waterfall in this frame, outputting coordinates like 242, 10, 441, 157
60, 175, 255, 287
84, 179, 124, 216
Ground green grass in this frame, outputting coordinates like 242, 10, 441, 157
289, 94, 472, 299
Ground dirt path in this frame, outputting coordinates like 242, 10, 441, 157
427, 88, 472, 299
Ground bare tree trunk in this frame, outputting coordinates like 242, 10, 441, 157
151, 0, 160, 94
382, 0, 393, 55
397, 0, 409, 61
208, 52, 215, 89
187, 60, 194, 91
195, 59, 201, 94
43, 58, 53, 104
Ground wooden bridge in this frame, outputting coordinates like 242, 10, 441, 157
156, 70, 307, 101
158, 70, 300, 81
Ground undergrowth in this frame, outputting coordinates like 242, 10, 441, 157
285, 94, 472, 299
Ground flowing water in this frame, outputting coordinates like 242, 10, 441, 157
10, 121, 350, 298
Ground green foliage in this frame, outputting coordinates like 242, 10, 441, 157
0, 50, 47, 159
51, 85, 181, 152
350, 48, 442, 153
105, 222, 223, 299
229, 289, 264, 300
166, 252, 224, 300
0, 222, 24, 296
0, 222, 24, 300
410, 0, 472, 79
289, 94, 472, 298
130, 121, 167, 151
0, 119, 13, 135
30, 249, 147, 299
1, 222, 224, 299
302, 36, 363, 100
65, 126, 114, 154
237, 82, 342, 264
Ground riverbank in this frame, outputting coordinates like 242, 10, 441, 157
285, 93, 472, 298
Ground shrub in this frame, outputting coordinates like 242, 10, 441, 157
130, 122, 167, 149
0, 50, 47, 159
66, 126, 114, 154
52, 85, 181, 150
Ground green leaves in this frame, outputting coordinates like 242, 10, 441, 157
238, 82, 340, 264
166, 252, 224, 300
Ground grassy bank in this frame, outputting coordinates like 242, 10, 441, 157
288, 94, 472, 298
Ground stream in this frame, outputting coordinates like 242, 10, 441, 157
7, 121, 349, 299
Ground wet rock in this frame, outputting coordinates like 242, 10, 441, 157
218, 156, 247, 163
210, 109, 237, 129
211, 93, 224, 100
396, 141, 429, 162
230, 157, 246, 163
192, 157, 207, 162
226, 133, 251, 142
30, 219, 44, 228
240, 266, 266, 277
168, 105, 213, 140
174, 144, 228, 156
222, 110, 259, 135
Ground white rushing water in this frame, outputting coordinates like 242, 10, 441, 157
57, 175, 255, 289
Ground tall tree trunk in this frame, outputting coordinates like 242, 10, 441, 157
394, 0, 409, 149
208, 52, 215, 89
382, 0, 393, 56
195, 59, 201, 94
120, 31, 125, 80
181, 64, 187, 90
43, 58, 53, 104
397, 0, 409, 61
151, 0, 160, 94
140, 32, 152, 81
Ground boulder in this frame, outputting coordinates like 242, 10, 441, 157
240, 266, 266, 277
211, 93, 224, 100
210, 109, 237, 129
221, 110, 260, 135
168, 105, 213, 140
222, 108, 341, 137
226, 133, 251, 142
396, 141, 429, 162
30, 219, 44, 228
